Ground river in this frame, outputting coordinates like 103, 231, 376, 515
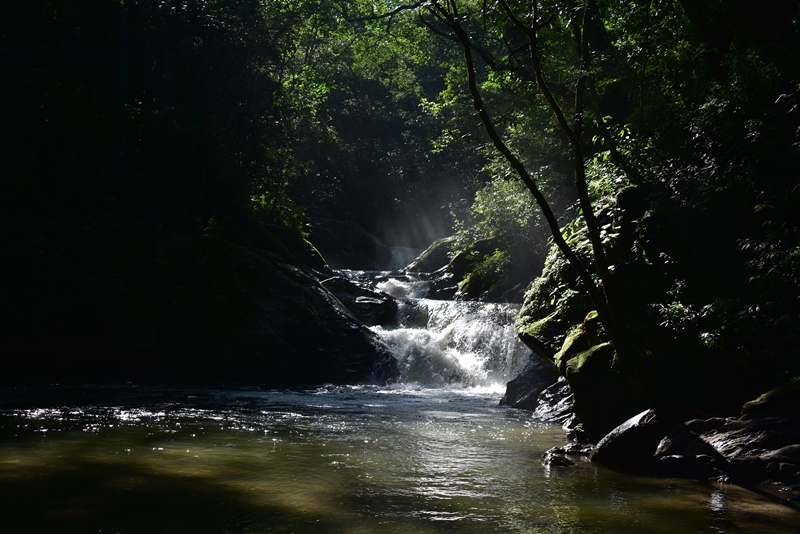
1, 273, 798, 532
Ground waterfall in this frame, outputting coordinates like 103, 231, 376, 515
341, 271, 531, 388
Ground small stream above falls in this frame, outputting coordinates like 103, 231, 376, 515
336, 269, 532, 389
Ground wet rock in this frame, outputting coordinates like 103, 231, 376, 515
500, 352, 560, 411
643, 454, 723, 479
321, 276, 398, 326
591, 409, 664, 469
684, 417, 728, 434
654, 422, 698, 457
633, 380, 800, 489
425, 267, 459, 300
530, 377, 574, 425
542, 443, 596, 468
542, 448, 576, 467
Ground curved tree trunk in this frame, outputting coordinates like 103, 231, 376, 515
430, 0, 638, 368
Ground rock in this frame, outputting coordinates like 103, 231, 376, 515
553, 325, 587, 374
741, 376, 800, 415
684, 417, 728, 434
654, 422, 698, 457
663, 378, 800, 488
406, 236, 455, 273
542, 448, 576, 467
515, 245, 592, 357
654, 423, 725, 461
321, 276, 398, 326
565, 343, 649, 442
425, 266, 459, 300
499, 352, 560, 410
591, 409, 664, 469
643, 454, 723, 479
530, 377, 574, 424
4, 231, 401, 386
237, 251, 399, 384
517, 311, 564, 360
582, 311, 605, 346
542, 443, 596, 469
308, 217, 391, 270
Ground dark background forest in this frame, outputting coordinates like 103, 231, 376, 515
2, 0, 799, 403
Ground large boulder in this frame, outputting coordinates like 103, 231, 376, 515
407, 236, 455, 273
591, 409, 664, 469
565, 342, 649, 442
700, 377, 800, 486
320, 276, 398, 326
499, 352, 560, 410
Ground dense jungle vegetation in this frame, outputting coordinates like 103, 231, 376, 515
2, 0, 799, 399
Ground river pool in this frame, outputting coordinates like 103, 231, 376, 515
0, 384, 798, 533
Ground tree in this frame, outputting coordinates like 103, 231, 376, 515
411, 0, 640, 365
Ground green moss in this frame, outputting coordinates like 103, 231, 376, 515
407, 236, 456, 272
565, 342, 615, 377
741, 376, 800, 415
554, 325, 588, 374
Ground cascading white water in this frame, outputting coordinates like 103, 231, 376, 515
368, 275, 532, 388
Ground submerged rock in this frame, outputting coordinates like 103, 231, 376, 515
542, 443, 596, 469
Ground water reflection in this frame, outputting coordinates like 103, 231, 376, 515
0, 385, 798, 533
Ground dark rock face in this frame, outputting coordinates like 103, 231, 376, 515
4, 233, 399, 386
580, 377, 800, 495
321, 276, 398, 326
530, 378, 574, 424
499, 352, 560, 410
591, 409, 664, 469
192, 241, 400, 385
309, 218, 392, 270
565, 343, 649, 442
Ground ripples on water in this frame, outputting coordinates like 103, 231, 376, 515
0, 384, 798, 533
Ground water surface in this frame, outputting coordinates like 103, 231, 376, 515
1, 385, 798, 533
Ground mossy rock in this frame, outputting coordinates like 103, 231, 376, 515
517, 311, 563, 358
566, 342, 649, 442
742, 376, 800, 415
515, 245, 591, 355
407, 236, 456, 272
554, 325, 588, 374
583, 310, 607, 346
